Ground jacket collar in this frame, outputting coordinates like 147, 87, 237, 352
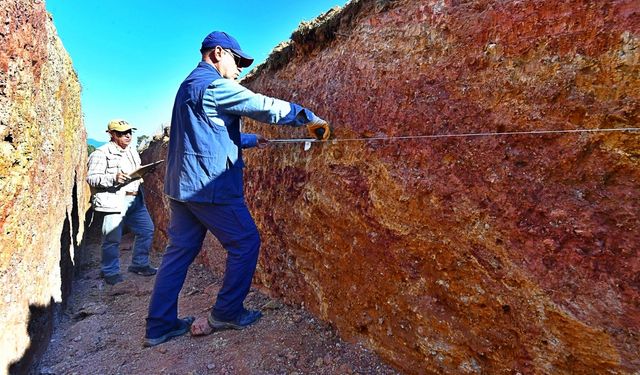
197, 61, 222, 76
107, 141, 128, 154
198, 61, 216, 71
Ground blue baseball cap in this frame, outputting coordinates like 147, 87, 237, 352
201, 31, 254, 68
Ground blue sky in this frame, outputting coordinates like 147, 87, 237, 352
45, 0, 348, 143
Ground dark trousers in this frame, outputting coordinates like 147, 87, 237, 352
145, 199, 260, 338
100, 194, 154, 276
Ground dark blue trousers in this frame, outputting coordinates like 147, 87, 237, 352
145, 199, 260, 338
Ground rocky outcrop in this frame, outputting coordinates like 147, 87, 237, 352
143, 0, 639, 373
0, 0, 88, 372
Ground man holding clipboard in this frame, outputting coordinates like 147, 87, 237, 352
86, 119, 162, 285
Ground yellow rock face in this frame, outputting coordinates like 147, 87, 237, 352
0, 0, 88, 372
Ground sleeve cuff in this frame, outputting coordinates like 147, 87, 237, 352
241, 133, 259, 148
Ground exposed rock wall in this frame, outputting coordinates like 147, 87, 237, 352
143, 0, 639, 373
0, 0, 88, 372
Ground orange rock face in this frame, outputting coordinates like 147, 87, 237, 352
144, 0, 640, 373
0, 0, 88, 371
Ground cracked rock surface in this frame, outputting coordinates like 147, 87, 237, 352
144, 0, 640, 373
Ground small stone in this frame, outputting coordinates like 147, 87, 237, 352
72, 335, 82, 342
108, 281, 137, 296
185, 287, 200, 296
314, 357, 324, 367
323, 353, 333, 364
207, 364, 215, 370
190, 317, 213, 336
285, 351, 297, 361
73, 303, 108, 319
261, 299, 284, 310
203, 283, 219, 296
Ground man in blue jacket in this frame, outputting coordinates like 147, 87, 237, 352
144, 31, 330, 347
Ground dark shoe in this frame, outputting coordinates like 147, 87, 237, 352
208, 309, 263, 331
128, 264, 157, 276
143, 316, 195, 347
103, 273, 124, 285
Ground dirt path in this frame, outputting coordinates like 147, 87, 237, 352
40, 230, 400, 375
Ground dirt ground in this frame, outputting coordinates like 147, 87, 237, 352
39, 228, 400, 375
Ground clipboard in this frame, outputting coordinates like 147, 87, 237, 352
128, 159, 164, 180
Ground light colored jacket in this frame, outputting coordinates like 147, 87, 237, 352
87, 142, 142, 213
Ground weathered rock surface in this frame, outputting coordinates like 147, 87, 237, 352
0, 0, 88, 372
143, 0, 639, 373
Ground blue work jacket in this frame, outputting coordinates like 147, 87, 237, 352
165, 61, 319, 203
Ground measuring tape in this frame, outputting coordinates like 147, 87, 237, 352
268, 127, 640, 144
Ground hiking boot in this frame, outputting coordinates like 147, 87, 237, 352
208, 309, 263, 331
128, 264, 157, 276
143, 316, 195, 347
103, 273, 124, 285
